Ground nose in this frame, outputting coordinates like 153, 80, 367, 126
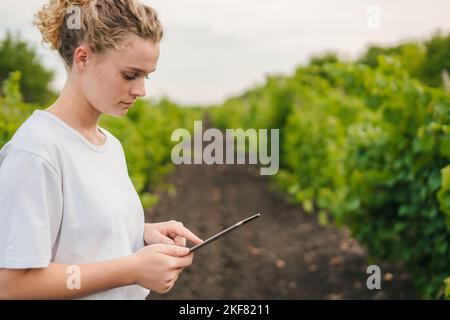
130, 80, 146, 98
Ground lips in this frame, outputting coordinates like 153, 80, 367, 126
121, 101, 134, 106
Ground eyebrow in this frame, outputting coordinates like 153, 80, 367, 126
125, 66, 157, 74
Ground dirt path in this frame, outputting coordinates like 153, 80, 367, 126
145, 162, 417, 299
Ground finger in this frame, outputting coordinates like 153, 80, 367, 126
172, 268, 183, 279
169, 222, 203, 245
173, 235, 186, 247
151, 244, 190, 257
158, 235, 175, 245
171, 253, 194, 269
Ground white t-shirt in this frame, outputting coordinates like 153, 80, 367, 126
0, 109, 150, 300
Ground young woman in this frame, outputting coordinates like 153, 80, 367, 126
0, 0, 203, 299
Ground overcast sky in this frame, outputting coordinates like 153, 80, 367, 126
1, 0, 450, 105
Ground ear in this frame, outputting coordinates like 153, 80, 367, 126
73, 45, 91, 71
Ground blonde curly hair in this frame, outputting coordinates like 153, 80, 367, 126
34, 0, 163, 68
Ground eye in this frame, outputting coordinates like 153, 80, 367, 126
122, 72, 137, 81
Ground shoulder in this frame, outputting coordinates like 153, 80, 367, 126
0, 110, 63, 171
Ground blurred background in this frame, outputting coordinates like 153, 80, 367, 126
1, 0, 450, 299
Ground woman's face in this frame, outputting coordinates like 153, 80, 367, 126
79, 33, 160, 117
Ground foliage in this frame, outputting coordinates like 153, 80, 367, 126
210, 55, 450, 299
0, 32, 55, 105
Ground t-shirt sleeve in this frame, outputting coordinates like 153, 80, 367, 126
0, 149, 63, 269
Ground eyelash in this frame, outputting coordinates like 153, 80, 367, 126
122, 73, 150, 81
123, 73, 137, 81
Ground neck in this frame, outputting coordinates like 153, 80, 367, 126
46, 78, 103, 141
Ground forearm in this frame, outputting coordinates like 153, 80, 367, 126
3, 255, 136, 299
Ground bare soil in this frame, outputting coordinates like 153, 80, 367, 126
145, 163, 417, 300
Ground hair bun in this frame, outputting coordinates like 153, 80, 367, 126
33, 0, 92, 50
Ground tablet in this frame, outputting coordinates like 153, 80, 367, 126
189, 213, 261, 253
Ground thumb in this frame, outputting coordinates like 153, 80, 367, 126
151, 243, 190, 257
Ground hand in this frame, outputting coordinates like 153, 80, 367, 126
144, 220, 203, 247
132, 244, 193, 293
